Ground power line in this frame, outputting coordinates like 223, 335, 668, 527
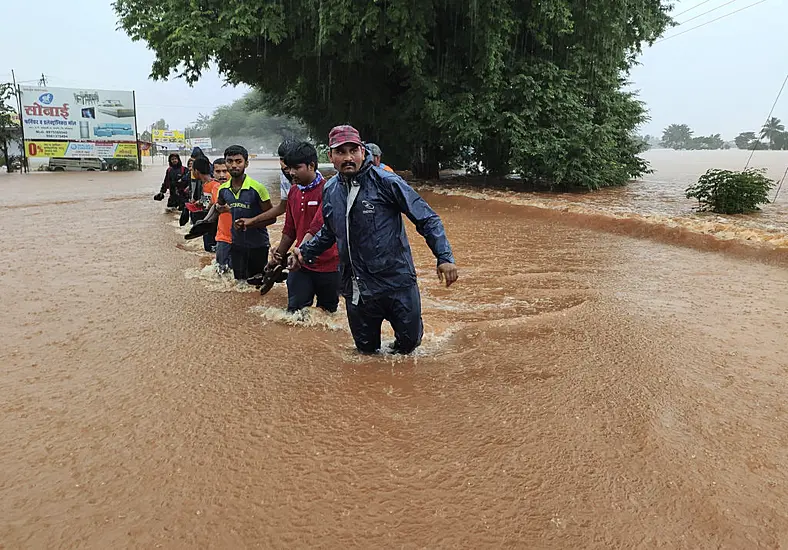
673, 0, 716, 17
677, 0, 743, 26
745, 72, 788, 169
655, 0, 770, 43
772, 166, 788, 203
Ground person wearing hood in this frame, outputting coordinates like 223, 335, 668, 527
154, 153, 190, 210
291, 125, 458, 355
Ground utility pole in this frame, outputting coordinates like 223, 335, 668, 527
38, 73, 47, 87
11, 69, 28, 173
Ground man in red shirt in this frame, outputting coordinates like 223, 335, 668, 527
268, 142, 340, 313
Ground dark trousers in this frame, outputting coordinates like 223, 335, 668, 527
286, 269, 340, 313
345, 284, 423, 354
230, 245, 268, 281
215, 241, 232, 269
202, 231, 217, 252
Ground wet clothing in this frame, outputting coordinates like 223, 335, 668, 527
187, 179, 217, 251
346, 284, 422, 354
281, 172, 339, 312
286, 269, 340, 313
160, 164, 189, 209
217, 175, 271, 279
211, 182, 232, 245
216, 241, 232, 271
280, 173, 292, 201
300, 155, 454, 300
230, 245, 268, 281
300, 154, 453, 353
217, 175, 271, 249
282, 172, 338, 273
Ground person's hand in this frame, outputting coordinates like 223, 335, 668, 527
437, 262, 458, 288
289, 248, 304, 271
234, 218, 252, 231
271, 249, 283, 264
215, 203, 230, 213
265, 258, 280, 272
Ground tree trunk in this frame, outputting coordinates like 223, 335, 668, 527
479, 138, 511, 176
410, 144, 440, 180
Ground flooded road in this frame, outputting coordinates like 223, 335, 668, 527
1, 159, 787, 548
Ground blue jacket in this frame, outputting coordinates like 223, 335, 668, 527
300, 155, 454, 300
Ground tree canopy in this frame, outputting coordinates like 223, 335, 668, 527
115, 0, 672, 188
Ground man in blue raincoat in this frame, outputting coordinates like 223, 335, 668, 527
291, 125, 458, 354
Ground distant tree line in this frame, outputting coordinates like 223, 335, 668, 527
734, 117, 786, 151
655, 124, 729, 151
637, 117, 788, 152
184, 92, 308, 153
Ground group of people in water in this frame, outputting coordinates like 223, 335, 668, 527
154, 125, 459, 355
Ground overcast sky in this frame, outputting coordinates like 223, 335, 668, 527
1, 0, 785, 139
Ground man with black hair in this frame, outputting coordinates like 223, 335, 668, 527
292, 125, 458, 355
189, 157, 219, 252
268, 141, 339, 313
209, 159, 232, 273
216, 145, 273, 281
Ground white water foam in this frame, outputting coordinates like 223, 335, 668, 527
184, 263, 258, 293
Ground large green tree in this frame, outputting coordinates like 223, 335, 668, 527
115, 0, 671, 188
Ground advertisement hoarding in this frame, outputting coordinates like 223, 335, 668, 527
154, 142, 180, 151
25, 140, 138, 159
152, 129, 184, 143
187, 137, 213, 149
20, 86, 138, 142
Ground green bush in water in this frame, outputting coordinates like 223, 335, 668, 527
685, 168, 774, 214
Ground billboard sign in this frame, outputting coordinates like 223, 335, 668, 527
187, 137, 213, 149
25, 140, 138, 159
152, 129, 184, 143
20, 86, 137, 142
154, 142, 180, 151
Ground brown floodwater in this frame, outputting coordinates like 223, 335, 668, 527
1, 156, 786, 549
433, 149, 788, 249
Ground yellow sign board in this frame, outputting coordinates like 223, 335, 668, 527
25, 140, 138, 159
152, 129, 185, 142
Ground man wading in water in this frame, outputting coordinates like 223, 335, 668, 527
216, 145, 273, 281
154, 153, 189, 211
291, 125, 458, 355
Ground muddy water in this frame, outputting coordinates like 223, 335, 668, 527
433, 149, 788, 249
1, 164, 787, 548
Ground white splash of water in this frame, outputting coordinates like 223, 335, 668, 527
184, 263, 258, 293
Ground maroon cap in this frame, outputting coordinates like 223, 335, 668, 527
328, 125, 363, 149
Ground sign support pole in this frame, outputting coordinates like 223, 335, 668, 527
11, 70, 28, 173
132, 91, 142, 171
